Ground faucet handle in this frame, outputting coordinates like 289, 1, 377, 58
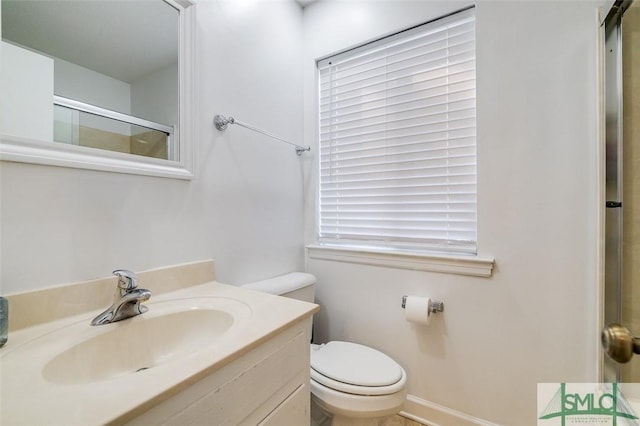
113, 269, 138, 290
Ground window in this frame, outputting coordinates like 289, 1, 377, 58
317, 8, 476, 255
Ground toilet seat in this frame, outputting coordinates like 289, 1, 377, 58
311, 341, 407, 396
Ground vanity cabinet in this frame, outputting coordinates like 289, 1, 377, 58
126, 317, 312, 425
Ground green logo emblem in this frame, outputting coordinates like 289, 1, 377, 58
539, 383, 639, 425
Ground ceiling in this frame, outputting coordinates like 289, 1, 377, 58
1, 0, 179, 83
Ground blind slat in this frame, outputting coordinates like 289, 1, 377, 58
319, 22, 474, 74
320, 46, 475, 91
320, 103, 476, 134
321, 93, 475, 126
320, 118, 476, 143
319, 68, 475, 107
320, 88, 475, 123
319, 174, 476, 187
321, 144, 475, 164
319, 127, 475, 150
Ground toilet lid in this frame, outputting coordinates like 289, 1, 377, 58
310, 341, 403, 388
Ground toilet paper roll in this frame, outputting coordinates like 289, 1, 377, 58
404, 296, 432, 325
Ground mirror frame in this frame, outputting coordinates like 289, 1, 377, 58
0, 0, 194, 180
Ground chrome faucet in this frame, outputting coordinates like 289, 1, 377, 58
91, 270, 151, 326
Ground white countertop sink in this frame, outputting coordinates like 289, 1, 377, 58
0, 280, 318, 425
38, 297, 250, 385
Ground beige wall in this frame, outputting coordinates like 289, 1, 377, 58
77, 127, 168, 160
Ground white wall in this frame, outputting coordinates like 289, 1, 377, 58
303, 1, 600, 424
54, 58, 131, 114
0, 0, 305, 293
130, 62, 179, 126
0, 42, 53, 141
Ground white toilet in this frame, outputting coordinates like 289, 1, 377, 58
242, 272, 407, 425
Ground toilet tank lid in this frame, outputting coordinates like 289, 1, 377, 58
241, 272, 316, 295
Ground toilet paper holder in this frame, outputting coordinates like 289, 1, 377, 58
401, 296, 444, 313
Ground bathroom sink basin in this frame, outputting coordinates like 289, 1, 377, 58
0, 279, 320, 426
3, 297, 251, 386
42, 297, 250, 385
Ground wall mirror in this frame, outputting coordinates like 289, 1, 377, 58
0, 0, 194, 179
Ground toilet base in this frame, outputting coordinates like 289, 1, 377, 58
311, 392, 406, 426
310, 398, 332, 426
311, 397, 404, 426
310, 377, 406, 419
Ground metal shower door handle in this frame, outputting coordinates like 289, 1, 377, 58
601, 323, 640, 364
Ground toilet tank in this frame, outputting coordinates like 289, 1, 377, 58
241, 272, 316, 303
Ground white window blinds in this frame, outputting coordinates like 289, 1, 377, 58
317, 8, 476, 255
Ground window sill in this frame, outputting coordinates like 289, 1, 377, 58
306, 245, 495, 278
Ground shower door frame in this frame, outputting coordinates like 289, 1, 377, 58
601, 0, 635, 383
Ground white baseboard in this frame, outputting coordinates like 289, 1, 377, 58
400, 395, 501, 426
